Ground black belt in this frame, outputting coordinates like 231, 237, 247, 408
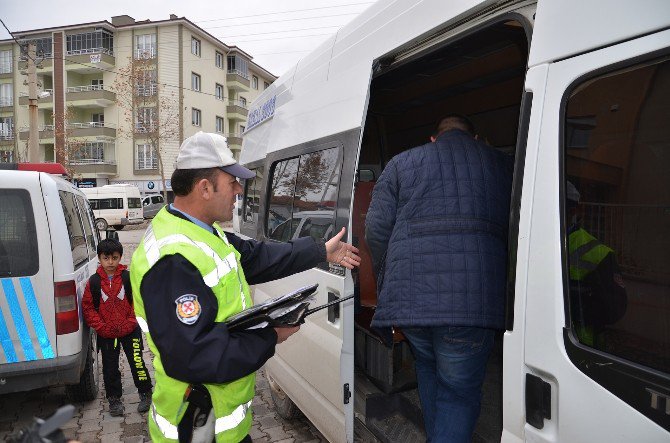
177, 384, 213, 443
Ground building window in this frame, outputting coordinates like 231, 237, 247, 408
227, 55, 249, 79
239, 97, 247, 107
0, 116, 14, 140
215, 83, 224, 100
216, 116, 224, 133
0, 150, 13, 162
191, 37, 201, 56
192, 108, 201, 126
19, 37, 52, 59
70, 141, 106, 164
191, 72, 201, 92
239, 125, 245, 134
215, 51, 223, 68
0, 50, 12, 74
264, 81, 270, 89
136, 143, 157, 170
66, 30, 113, 55
135, 107, 157, 133
135, 34, 157, 59
136, 70, 157, 96
252, 75, 258, 90
0, 83, 13, 107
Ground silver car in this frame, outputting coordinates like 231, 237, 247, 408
142, 194, 165, 219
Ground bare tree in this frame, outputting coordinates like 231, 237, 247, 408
112, 55, 179, 201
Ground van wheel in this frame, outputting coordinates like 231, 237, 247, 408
66, 337, 99, 402
267, 373, 301, 420
113, 225, 125, 231
95, 218, 108, 231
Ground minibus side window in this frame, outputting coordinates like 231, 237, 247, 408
563, 57, 670, 374
59, 191, 89, 269
0, 189, 39, 277
243, 168, 263, 223
267, 147, 341, 243
268, 157, 299, 240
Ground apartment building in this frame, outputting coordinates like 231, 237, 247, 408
0, 14, 275, 195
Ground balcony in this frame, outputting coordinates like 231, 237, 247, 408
18, 57, 53, 72
66, 84, 116, 107
225, 132, 243, 150
69, 158, 117, 176
65, 48, 115, 73
227, 100, 248, 121
19, 125, 55, 142
226, 69, 250, 91
68, 121, 116, 138
19, 90, 54, 109
0, 132, 14, 146
0, 97, 13, 110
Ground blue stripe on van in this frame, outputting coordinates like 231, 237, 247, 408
0, 302, 17, 363
19, 278, 54, 359
1, 279, 36, 361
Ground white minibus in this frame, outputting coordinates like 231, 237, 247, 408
236, 0, 670, 442
82, 184, 143, 231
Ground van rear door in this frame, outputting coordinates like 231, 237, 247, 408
0, 173, 57, 365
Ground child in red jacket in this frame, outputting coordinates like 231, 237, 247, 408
82, 239, 152, 417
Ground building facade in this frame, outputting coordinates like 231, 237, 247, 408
0, 14, 275, 195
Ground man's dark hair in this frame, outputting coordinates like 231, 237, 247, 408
97, 238, 123, 257
435, 114, 476, 137
171, 168, 220, 196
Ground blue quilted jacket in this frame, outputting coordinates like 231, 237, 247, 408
365, 129, 513, 330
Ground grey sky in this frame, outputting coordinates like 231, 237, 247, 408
0, 0, 374, 76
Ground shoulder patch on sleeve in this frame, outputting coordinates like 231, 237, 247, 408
175, 294, 201, 325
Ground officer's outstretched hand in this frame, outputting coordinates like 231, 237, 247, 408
275, 326, 300, 344
325, 227, 361, 270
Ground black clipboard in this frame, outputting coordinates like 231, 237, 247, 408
225, 284, 354, 332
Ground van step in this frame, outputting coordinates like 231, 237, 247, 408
367, 412, 425, 443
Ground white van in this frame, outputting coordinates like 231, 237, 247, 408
0, 167, 100, 400
82, 184, 143, 231
236, 1, 670, 441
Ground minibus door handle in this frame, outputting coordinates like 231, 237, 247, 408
327, 291, 340, 323
525, 373, 551, 429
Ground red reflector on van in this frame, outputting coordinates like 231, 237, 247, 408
54, 280, 79, 335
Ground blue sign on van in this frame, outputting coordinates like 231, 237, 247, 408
246, 95, 276, 132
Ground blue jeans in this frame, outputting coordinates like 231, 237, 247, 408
403, 326, 495, 443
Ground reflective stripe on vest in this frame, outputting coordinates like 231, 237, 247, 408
136, 316, 149, 333
152, 403, 179, 440
215, 400, 252, 434
568, 228, 613, 281
143, 225, 247, 309
151, 400, 252, 440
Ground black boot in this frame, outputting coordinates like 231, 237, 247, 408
137, 392, 152, 413
108, 397, 125, 417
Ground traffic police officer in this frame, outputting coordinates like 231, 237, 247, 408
130, 132, 361, 442
567, 181, 627, 348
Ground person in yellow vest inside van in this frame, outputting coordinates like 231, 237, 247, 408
566, 181, 627, 349
130, 131, 360, 443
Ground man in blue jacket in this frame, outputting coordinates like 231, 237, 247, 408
366, 115, 513, 442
